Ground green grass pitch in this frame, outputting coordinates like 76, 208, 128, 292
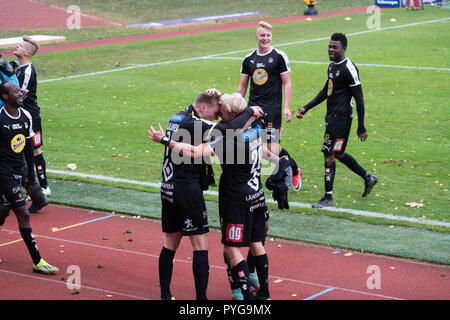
11, 7, 448, 231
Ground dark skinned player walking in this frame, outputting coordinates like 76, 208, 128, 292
0, 81, 58, 274
296, 33, 378, 208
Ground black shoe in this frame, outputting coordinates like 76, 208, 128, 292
256, 290, 271, 300
311, 196, 335, 208
362, 175, 378, 198
28, 185, 50, 213
161, 293, 175, 300
29, 197, 50, 213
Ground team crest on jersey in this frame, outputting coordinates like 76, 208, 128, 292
253, 68, 268, 85
327, 79, 333, 96
11, 134, 26, 153
268, 57, 273, 63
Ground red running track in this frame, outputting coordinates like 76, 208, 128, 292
0, 204, 448, 300
0, 0, 120, 31
0, 7, 369, 58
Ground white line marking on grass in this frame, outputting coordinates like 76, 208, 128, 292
206, 56, 450, 71
39, 17, 450, 83
48, 169, 450, 228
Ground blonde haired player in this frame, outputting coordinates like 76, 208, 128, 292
13, 36, 51, 211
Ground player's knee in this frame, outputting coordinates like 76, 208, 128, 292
13, 205, 30, 228
190, 234, 208, 251
164, 232, 182, 251
250, 242, 265, 256
0, 210, 10, 226
33, 148, 42, 157
335, 152, 345, 161
324, 154, 335, 164
223, 246, 235, 262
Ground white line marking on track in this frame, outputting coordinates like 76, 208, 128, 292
47, 169, 450, 228
0, 228, 404, 300
0, 269, 148, 300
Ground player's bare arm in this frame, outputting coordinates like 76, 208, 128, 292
281, 72, 292, 123
237, 74, 249, 98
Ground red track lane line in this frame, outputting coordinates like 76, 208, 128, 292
0, 269, 147, 300
0, 7, 370, 57
0, 228, 404, 300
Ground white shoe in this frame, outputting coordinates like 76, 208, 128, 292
42, 187, 51, 197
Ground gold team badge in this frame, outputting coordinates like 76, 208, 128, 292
327, 78, 333, 96
11, 134, 26, 153
253, 68, 268, 85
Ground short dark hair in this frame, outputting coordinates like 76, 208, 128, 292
0, 81, 11, 102
195, 91, 220, 108
331, 33, 347, 48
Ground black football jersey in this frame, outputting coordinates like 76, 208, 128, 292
241, 48, 290, 111
209, 119, 265, 201
325, 58, 361, 117
161, 105, 216, 186
0, 107, 34, 175
161, 104, 254, 188
16, 62, 39, 111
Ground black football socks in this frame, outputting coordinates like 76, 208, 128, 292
192, 250, 209, 300
34, 153, 48, 189
158, 246, 175, 300
339, 153, 367, 180
231, 260, 255, 300
324, 160, 336, 198
254, 253, 270, 298
224, 254, 240, 291
19, 227, 41, 265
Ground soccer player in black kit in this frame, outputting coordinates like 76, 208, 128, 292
147, 90, 263, 300
296, 33, 378, 208
13, 37, 51, 206
149, 93, 279, 300
238, 21, 301, 192
0, 81, 58, 274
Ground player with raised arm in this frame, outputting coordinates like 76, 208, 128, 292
13, 36, 51, 205
148, 89, 262, 300
149, 93, 284, 300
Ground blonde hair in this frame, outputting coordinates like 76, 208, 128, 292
23, 36, 39, 56
220, 93, 247, 115
257, 21, 272, 31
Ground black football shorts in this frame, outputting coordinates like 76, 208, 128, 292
24, 106, 43, 149
161, 182, 209, 236
0, 172, 26, 210
261, 109, 281, 144
219, 196, 268, 247
322, 115, 352, 155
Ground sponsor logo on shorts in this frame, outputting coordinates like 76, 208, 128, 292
33, 131, 42, 147
226, 224, 243, 243
332, 139, 345, 152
